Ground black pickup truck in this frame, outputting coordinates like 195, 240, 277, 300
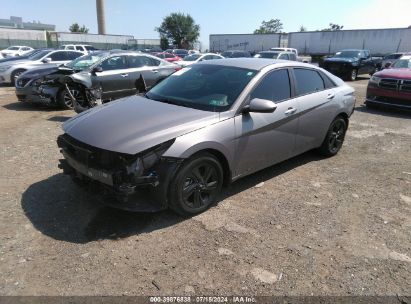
321, 49, 380, 81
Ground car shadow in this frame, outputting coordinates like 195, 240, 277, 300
3, 100, 60, 112
47, 115, 72, 122
355, 104, 411, 119
22, 151, 323, 244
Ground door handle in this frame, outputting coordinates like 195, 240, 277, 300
152, 69, 159, 73
284, 107, 297, 115
327, 93, 335, 99
120, 73, 128, 77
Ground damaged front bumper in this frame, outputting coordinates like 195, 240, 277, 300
57, 134, 182, 212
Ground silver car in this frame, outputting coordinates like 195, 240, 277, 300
58, 59, 355, 215
0, 49, 83, 85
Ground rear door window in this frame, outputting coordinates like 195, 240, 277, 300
293, 68, 325, 96
250, 69, 291, 103
128, 56, 158, 68
101, 56, 128, 70
75, 46, 84, 51
48, 51, 68, 61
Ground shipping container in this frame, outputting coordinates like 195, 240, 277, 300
288, 28, 411, 56
209, 33, 282, 53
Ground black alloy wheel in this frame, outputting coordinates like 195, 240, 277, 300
170, 153, 223, 215
318, 117, 347, 157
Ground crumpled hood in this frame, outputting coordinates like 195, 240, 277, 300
63, 95, 220, 155
374, 68, 411, 80
325, 57, 359, 63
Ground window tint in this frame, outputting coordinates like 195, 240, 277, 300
67, 46, 75, 50
319, 71, 337, 89
66, 52, 83, 60
294, 69, 325, 95
279, 53, 289, 60
290, 53, 297, 61
48, 51, 68, 61
213, 55, 222, 60
250, 69, 291, 103
101, 56, 128, 70
203, 55, 214, 60
75, 46, 84, 51
128, 56, 159, 68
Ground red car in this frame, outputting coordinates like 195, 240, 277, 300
153, 52, 181, 63
366, 55, 411, 110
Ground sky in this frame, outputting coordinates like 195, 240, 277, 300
2, 0, 411, 50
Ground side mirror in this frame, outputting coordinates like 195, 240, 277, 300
243, 98, 277, 114
92, 66, 103, 73
384, 62, 391, 69
42, 57, 52, 63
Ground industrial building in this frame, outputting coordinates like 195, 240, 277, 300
0, 16, 55, 31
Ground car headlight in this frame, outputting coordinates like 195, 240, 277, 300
0, 65, 11, 72
370, 75, 381, 85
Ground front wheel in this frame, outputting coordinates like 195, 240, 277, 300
57, 87, 85, 109
169, 153, 223, 216
347, 69, 357, 81
318, 117, 348, 157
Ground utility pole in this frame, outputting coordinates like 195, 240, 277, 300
96, 0, 106, 34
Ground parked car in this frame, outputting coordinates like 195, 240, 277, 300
0, 50, 83, 85
171, 49, 189, 59
188, 50, 200, 55
254, 51, 297, 61
269, 47, 311, 63
321, 49, 379, 81
57, 59, 355, 215
1, 46, 34, 58
365, 54, 411, 110
15, 51, 178, 111
380, 53, 405, 70
153, 52, 182, 63
0, 48, 52, 64
59, 44, 98, 54
177, 53, 224, 67
221, 50, 251, 58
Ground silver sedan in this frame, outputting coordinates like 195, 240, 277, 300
58, 59, 355, 215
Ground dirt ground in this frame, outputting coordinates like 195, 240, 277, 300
0, 77, 410, 296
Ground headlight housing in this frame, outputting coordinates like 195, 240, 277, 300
370, 75, 381, 85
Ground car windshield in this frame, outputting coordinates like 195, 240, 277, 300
7, 46, 20, 50
65, 53, 105, 70
255, 52, 280, 59
183, 54, 201, 61
335, 51, 361, 58
391, 59, 411, 68
145, 64, 258, 112
29, 50, 52, 60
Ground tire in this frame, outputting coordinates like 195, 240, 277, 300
11, 69, 26, 86
57, 87, 85, 109
347, 69, 357, 81
318, 117, 348, 157
169, 153, 224, 216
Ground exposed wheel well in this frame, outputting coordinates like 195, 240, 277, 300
336, 112, 349, 127
189, 149, 231, 186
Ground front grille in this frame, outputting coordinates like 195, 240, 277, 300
379, 78, 399, 90
57, 134, 134, 170
400, 80, 411, 93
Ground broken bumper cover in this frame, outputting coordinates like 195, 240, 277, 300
57, 135, 182, 212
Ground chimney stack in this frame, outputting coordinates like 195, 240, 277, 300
96, 0, 106, 34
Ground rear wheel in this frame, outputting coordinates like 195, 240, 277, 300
169, 153, 223, 216
318, 117, 347, 157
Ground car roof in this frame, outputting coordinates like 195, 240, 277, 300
197, 58, 310, 70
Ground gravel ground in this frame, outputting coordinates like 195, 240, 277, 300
0, 78, 410, 296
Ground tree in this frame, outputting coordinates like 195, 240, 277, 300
160, 37, 170, 50
321, 23, 344, 31
254, 19, 283, 34
69, 23, 89, 33
299, 25, 307, 32
155, 13, 200, 49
